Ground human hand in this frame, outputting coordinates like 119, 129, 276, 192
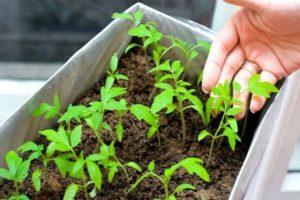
202, 0, 300, 119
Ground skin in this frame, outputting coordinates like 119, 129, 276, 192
202, 0, 300, 119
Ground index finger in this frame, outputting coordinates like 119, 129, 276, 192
202, 19, 239, 93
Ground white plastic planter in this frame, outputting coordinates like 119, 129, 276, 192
0, 3, 299, 200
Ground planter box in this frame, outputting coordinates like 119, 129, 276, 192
0, 3, 300, 200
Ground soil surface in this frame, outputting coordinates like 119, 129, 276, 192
0, 48, 254, 200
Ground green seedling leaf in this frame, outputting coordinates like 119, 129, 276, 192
178, 157, 210, 182
9, 195, 30, 200
110, 53, 118, 72
173, 183, 196, 194
108, 166, 118, 183
33, 95, 60, 119
133, 10, 143, 24
116, 123, 124, 142
70, 125, 82, 148
151, 90, 174, 114
147, 127, 158, 139
148, 160, 155, 172
87, 160, 102, 189
197, 40, 211, 53
16, 160, 31, 182
0, 168, 12, 180
198, 130, 211, 142
228, 118, 238, 133
125, 43, 140, 54
226, 107, 242, 116
130, 104, 155, 125
32, 169, 42, 192
63, 183, 78, 200
125, 162, 142, 172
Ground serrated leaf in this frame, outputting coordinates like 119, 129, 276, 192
147, 160, 155, 172
174, 183, 196, 194
179, 157, 210, 182
130, 104, 155, 125
16, 160, 30, 182
154, 83, 173, 90
125, 43, 140, 53
147, 127, 158, 139
125, 162, 142, 172
108, 166, 118, 183
159, 74, 173, 82
149, 61, 170, 74
70, 125, 82, 148
87, 161, 102, 189
9, 195, 30, 200
198, 130, 211, 142
6, 151, 22, 177
197, 40, 211, 53
189, 51, 198, 62
223, 127, 237, 151
226, 107, 242, 116
116, 123, 123, 142
151, 90, 174, 114
63, 183, 78, 200
110, 53, 118, 72
18, 142, 39, 153
55, 156, 73, 178
32, 169, 42, 192
228, 118, 238, 133
133, 10, 143, 24
0, 168, 13, 180
71, 159, 85, 176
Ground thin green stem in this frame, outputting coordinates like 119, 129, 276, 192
178, 99, 186, 146
82, 175, 90, 200
206, 107, 227, 167
206, 137, 215, 168
114, 155, 129, 180
14, 181, 19, 197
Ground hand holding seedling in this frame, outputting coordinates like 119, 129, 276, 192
202, 0, 300, 118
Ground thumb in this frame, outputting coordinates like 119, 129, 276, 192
224, 0, 266, 11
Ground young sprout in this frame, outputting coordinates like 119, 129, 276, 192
127, 157, 210, 200
0, 151, 31, 200
81, 54, 128, 144
18, 142, 49, 193
107, 53, 128, 82
58, 104, 87, 132
98, 142, 142, 183
199, 75, 278, 167
166, 37, 211, 75
149, 60, 205, 145
40, 125, 100, 200
33, 94, 61, 119
130, 104, 161, 146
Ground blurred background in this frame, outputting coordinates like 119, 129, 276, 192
0, 0, 299, 196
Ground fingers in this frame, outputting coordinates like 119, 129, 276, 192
249, 71, 277, 113
202, 20, 238, 93
217, 45, 245, 84
233, 62, 259, 120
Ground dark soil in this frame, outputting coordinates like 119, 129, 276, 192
0, 48, 254, 200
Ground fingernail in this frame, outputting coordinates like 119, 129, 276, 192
202, 87, 209, 94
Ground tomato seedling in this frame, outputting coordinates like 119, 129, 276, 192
0, 151, 31, 200
127, 157, 210, 200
